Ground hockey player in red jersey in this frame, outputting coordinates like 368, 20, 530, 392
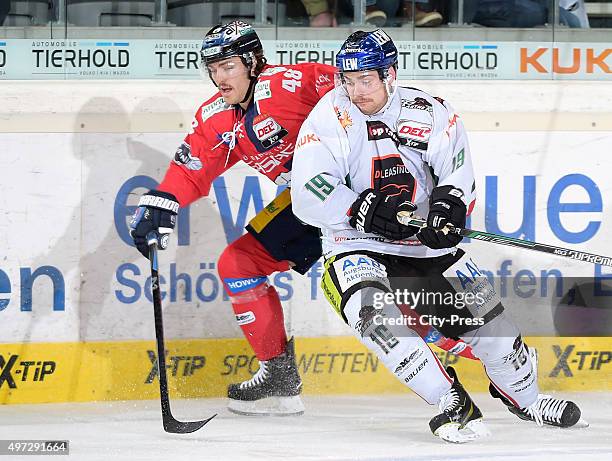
129, 20, 475, 416
130, 21, 335, 416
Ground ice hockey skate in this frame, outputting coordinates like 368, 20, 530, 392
429, 367, 491, 443
227, 338, 305, 416
489, 384, 586, 428
489, 346, 587, 428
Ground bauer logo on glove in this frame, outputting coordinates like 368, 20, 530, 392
349, 189, 419, 241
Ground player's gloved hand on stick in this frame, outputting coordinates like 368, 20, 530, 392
417, 185, 466, 249
349, 188, 418, 241
129, 190, 179, 258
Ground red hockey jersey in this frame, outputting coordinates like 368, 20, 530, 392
158, 62, 336, 206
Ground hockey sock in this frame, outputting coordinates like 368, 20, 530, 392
435, 337, 477, 360
217, 233, 291, 361
462, 313, 538, 408
230, 283, 288, 361
397, 304, 477, 360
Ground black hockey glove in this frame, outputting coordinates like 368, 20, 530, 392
349, 189, 418, 241
417, 185, 466, 249
129, 190, 179, 258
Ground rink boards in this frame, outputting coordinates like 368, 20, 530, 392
0, 336, 610, 404
1, 81, 612, 404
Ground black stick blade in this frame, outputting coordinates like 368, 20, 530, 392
163, 413, 217, 434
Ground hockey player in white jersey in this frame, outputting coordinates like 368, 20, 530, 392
291, 29, 584, 441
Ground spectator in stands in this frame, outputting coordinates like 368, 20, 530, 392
402, 0, 444, 27
560, 0, 590, 27
306, 0, 444, 27
0, 0, 10, 26
465, 0, 587, 28
337, 0, 401, 26
465, 0, 546, 27
301, 0, 337, 26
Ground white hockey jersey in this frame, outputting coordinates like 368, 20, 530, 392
291, 85, 476, 259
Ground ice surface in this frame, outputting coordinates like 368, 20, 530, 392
0, 392, 610, 461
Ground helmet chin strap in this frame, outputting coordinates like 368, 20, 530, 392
238, 52, 258, 105
239, 76, 257, 104
375, 66, 397, 114
209, 72, 219, 88
378, 77, 397, 113
384, 76, 395, 100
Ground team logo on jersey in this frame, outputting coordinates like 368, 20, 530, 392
334, 106, 353, 130
355, 305, 380, 336
371, 154, 416, 200
216, 121, 245, 148
261, 130, 288, 148
397, 120, 431, 152
366, 120, 404, 148
254, 80, 272, 101
445, 113, 459, 137
401, 97, 433, 116
252, 114, 288, 148
254, 115, 281, 140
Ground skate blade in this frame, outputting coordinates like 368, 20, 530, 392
435, 419, 490, 444
464, 418, 492, 438
571, 417, 589, 428
228, 396, 305, 416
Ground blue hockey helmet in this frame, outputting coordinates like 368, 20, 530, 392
336, 29, 398, 77
201, 20, 263, 67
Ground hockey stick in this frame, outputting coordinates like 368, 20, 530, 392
396, 212, 612, 267
147, 232, 217, 433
